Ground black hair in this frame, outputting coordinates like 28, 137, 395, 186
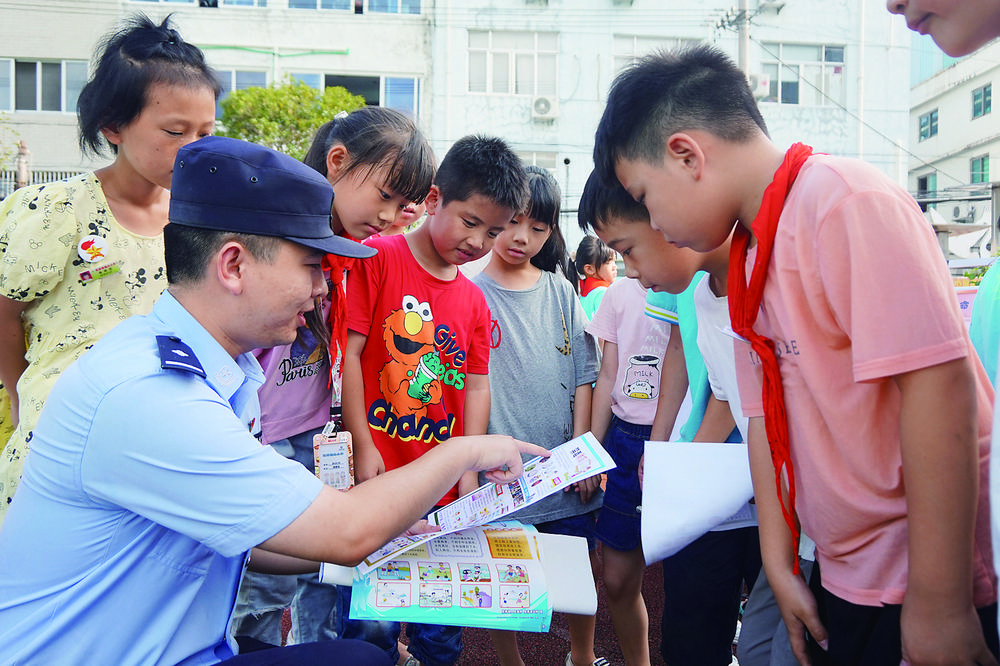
593, 43, 769, 188
163, 223, 280, 286
519, 166, 574, 283
434, 135, 529, 212
77, 14, 222, 157
573, 235, 615, 284
577, 169, 650, 233
302, 106, 436, 204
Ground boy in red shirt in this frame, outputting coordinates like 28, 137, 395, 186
344, 135, 528, 666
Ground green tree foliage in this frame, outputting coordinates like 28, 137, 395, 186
218, 78, 365, 161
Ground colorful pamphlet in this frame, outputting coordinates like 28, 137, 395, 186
356, 431, 614, 575
350, 522, 551, 632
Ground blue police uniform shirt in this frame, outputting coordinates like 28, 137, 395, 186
0, 291, 324, 666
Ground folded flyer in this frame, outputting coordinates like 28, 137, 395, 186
350, 522, 552, 632
356, 431, 614, 574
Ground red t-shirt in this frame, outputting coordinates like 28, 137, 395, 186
346, 234, 491, 504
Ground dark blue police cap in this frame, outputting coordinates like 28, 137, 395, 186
169, 136, 375, 259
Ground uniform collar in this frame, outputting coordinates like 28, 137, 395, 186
150, 291, 265, 402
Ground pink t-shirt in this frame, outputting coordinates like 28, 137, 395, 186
586, 277, 670, 425
254, 296, 333, 446
735, 154, 995, 607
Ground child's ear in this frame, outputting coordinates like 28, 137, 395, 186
325, 143, 350, 181
665, 133, 704, 179
423, 185, 441, 215
582, 263, 598, 277
100, 124, 123, 147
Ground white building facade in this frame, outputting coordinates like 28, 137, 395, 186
905, 40, 1000, 258
2, 0, 912, 234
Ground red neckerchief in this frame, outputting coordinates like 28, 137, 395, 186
728, 142, 813, 574
580, 275, 612, 297
322, 232, 360, 388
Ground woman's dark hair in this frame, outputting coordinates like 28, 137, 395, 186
302, 106, 435, 204
78, 14, 222, 157
574, 235, 615, 281
521, 166, 573, 284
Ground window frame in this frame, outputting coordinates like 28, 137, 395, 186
759, 42, 845, 107
467, 30, 558, 97
918, 109, 939, 141
971, 155, 990, 184
973, 83, 992, 119
1, 58, 88, 113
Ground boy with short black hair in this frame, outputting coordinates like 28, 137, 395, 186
579, 171, 762, 666
343, 134, 529, 666
594, 44, 997, 666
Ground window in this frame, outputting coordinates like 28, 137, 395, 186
0, 59, 87, 112
916, 173, 937, 197
972, 155, 990, 184
289, 0, 351, 8
369, 0, 420, 13
613, 35, 693, 73
215, 69, 267, 118
468, 31, 557, 96
919, 109, 939, 141
383, 77, 418, 117
974, 84, 992, 119
516, 151, 558, 172
291, 72, 420, 117
760, 43, 845, 106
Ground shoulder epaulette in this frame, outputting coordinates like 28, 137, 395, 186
156, 335, 206, 378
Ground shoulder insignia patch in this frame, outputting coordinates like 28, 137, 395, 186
156, 335, 207, 378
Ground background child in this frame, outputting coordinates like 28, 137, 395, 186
574, 235, 617, 319
0, 14, 218, 525
382, 201, 427, 237
576, 171, 680, 666
343, 135, 528, 666
231, 106, 435, 654
580, 171, 759, 666
472, 166, 603, 666
594, 45, 996, 665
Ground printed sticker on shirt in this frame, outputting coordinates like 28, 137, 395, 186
79, 261, 122, 285
77, 235, 109, 263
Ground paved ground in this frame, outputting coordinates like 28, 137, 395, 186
444, 550, 669, 666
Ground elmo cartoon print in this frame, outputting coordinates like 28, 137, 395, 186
379, 295, 445, 418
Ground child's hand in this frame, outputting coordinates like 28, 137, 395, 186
770, 566, 827, 666
638, 454, 644, 491
354, 442, 385, 483
572, 474, 601, 504
401, 519, 440, 537
901, 594, 998, 666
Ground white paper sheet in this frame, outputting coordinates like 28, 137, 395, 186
640, 440, 754, 565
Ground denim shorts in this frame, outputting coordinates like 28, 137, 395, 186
593, 416, 649, 552
534, 510, 599, 551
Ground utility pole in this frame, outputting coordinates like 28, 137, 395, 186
738, 0, 749, 75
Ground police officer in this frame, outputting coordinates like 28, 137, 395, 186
0, 137, 543, 665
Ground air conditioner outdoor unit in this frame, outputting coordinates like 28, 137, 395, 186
532, 95, 559, 120
952, 203, 979, 222
748, 73, 770, 99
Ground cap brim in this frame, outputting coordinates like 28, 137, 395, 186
287, 234, 377, 259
